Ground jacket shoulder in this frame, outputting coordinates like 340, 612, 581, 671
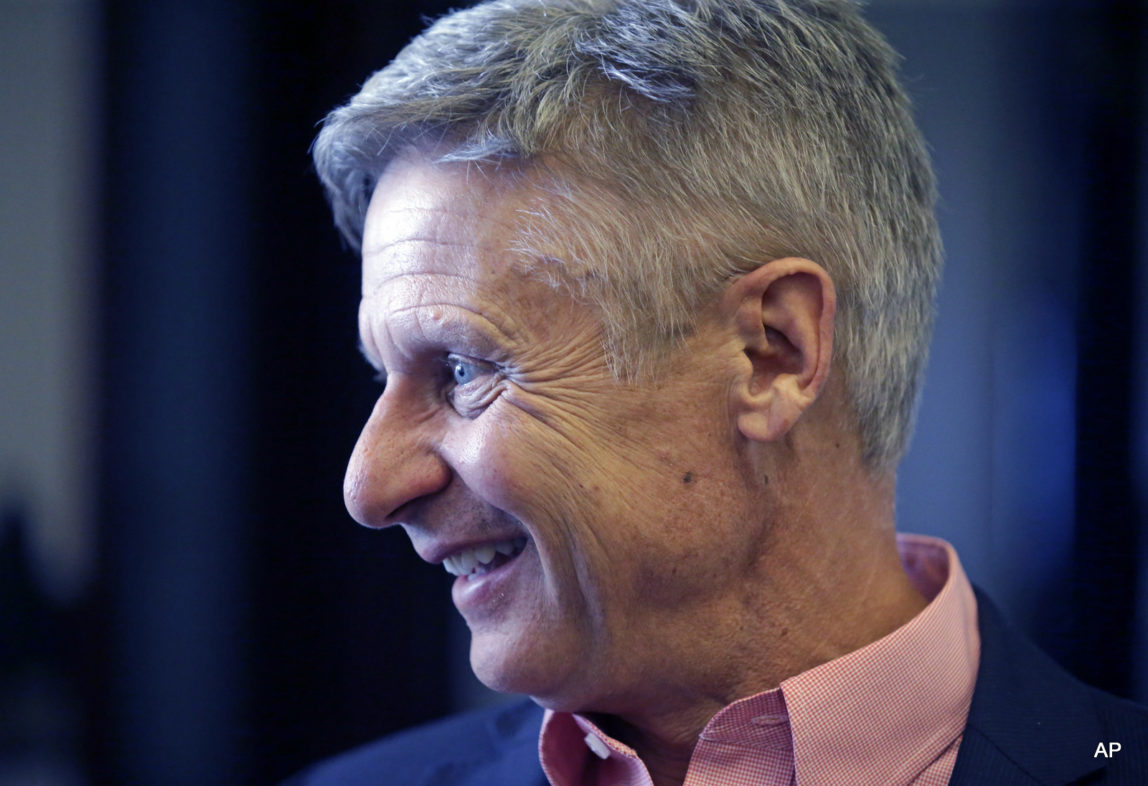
282, 699, 546, 786
952, 588, 1148, 785
1090, 688, 1148, 782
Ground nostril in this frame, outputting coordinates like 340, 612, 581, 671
343, 438, 452, 530
385, 499, 418, 526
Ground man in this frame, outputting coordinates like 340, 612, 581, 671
290, 0, 1148, 783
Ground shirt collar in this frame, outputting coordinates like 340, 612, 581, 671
539, 534, 980, 786
782, 534, 979, 785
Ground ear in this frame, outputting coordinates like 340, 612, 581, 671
723, 257, 836, 443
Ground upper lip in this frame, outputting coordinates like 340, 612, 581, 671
412, 532, 529, 566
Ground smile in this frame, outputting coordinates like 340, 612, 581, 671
442, 536, 528, 577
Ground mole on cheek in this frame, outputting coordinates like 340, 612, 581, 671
682, 471, 694, 484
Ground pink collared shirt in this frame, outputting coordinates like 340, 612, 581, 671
539, 534, 980, 786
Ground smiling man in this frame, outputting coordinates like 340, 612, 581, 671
289, 1, 1148, 784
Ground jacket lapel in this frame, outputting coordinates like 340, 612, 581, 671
423, 699, 547, 786
948, 588, 1105, 785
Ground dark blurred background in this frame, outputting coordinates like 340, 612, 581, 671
1, 0, 1145, 783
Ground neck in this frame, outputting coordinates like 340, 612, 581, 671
585, 466, 926, 786
588, 714, 698, 786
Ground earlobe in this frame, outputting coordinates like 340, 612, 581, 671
725, 258, 836, 443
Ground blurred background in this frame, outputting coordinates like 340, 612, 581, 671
1, 0, 1145, 783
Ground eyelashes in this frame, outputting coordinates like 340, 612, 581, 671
443, 354, 502, 416
359, 347, 502, 418
445, 355, 490, 388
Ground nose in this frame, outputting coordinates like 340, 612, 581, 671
343, 379, 450, 528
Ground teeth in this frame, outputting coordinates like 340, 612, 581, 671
442, 536, 527, 577
457, 551, 477, 575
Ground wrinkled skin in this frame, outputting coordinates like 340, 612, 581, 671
345, 155, 770, 716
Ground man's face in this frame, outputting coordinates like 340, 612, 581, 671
347, 156, 762, 712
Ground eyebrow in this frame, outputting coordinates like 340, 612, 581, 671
391, 299, 520, 359
357, 339, 386, 382
355, 303, 515, 385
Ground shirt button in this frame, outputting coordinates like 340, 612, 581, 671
584, 733, 612, 760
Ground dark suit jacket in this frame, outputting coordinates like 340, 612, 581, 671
285, 590, 1148, 785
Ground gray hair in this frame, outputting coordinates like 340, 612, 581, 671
313, 0, 942, 469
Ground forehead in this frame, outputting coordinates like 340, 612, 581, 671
361, 156, 535, 296
359, 155, 605, 362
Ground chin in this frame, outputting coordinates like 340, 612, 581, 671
468, 630, 587, 709
468, 635, 545, 695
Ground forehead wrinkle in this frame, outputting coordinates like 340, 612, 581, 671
393, 302, 520, 346
363, 267, 485, 298
361, 235, 519, 259
363, 198, 525, 253
362, 238, 535, 300
376, 297, 526, 357
370, 257, 535, 341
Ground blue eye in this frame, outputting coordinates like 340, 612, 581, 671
442, 355, 500, 415
447, 356, 484, 386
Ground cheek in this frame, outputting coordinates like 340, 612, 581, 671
447, 411, 594, 562
447, 409, 581, 516
448, 395, 724, 603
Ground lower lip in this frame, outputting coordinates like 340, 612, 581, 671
450, 545, 529, 616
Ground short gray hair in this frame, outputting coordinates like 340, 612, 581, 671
313, 0, 942, 469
